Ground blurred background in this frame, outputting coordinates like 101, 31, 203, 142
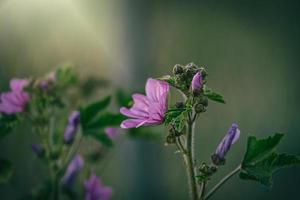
0, 0, 299, 199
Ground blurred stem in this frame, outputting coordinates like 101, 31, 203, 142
204, 165, 241, 200
199, 181, 206, 200
183, 116, 198, 200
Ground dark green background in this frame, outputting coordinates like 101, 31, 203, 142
0, 0, 299, 199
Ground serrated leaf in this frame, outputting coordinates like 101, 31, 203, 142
203, 88, 225, 104
240, 133, 300, 187
85, 113, 125, 130
0, 158, 13, 183
80, 96, 111, 125
242, 133, 284, 164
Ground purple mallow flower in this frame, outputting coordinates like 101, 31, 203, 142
191, 72, 203, 92
0, 79, 30, 114
64, 111, 81, 144
84, 173, 112, 200
211, 123, 240, 165
61, 154, 84, 187
120, 78, 169, 129
105, 127, 119, 139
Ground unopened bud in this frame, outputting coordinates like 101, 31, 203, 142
195, 103, 206, 113
166, 134, 176, 144
173, 64, 184, 75
199, 95, 208, 107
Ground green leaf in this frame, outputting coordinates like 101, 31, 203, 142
80, 96, 111, 125
240, 133, 300, 187
85, 113, 125, 129
0, 115, 18, 140
116, 89, 132, 107
203, 88, 226, 104
84, 130, 113, 147
0, 158, 13, 183
242, 133, 284, 164
164, 107, 190, 132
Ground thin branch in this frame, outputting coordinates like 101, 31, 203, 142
204, 165, 241, 200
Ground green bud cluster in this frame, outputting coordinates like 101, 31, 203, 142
196, 162, 218, 183
170, 63, 207, 93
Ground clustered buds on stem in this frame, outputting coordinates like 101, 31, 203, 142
64, 111, 81, 144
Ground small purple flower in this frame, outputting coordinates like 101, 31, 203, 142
84, 173, 112, 200
105, 127, 119, 139
64, 111, 81, 144
191, 72, 203, 92
0, 79, 30, 114
211, 123, 240, 165
31, 144, 44, 157
62, 154, 84, 187
120, 78, 169, 129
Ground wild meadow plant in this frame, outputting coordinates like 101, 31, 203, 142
119, 63, 300, 200
0, 66, 126, 200
0, 63, 299, 200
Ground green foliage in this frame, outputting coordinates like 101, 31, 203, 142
116, 89, 133, 107
55, 64, 78, 89
240, 133, 300, 187
86, 113, 125, 129
203, 88, 226, 104
0, 158, 13, 184
0, 114, 18, 140
164, 106, 191, 132
80, 96, 118, 147
84, 130, 114, 147
80, 96, 111, 125
127, 127, 161, 141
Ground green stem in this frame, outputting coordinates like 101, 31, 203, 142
183, 119, 198, 200
204, 165, 241, 200
199, 181, 206, 200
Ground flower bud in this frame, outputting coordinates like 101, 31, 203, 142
173, 64, 184, 74
195, 103, 206, 113
62, 154, 84, 187
191, 72, 203, 93
211, 123, 240, 166
200, 67, 208, 79
64, 111, 80, 144
166, 133, 176, 144
198, 95, 208, 107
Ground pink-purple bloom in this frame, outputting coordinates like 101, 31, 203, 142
64, 111, 81, 144
212, 123, 240, 165
0, 79, 30, 114
84, 173, 112, 200
105, 127, 119, 139
62, 154, 84, 187
191, 72, 203, 91
120, 78, 169, 129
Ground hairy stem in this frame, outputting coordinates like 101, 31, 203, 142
204, 165, 241, 200
183, 119, 198, 200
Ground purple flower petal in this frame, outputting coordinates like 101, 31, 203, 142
62, 155, 84, 187
0, 79, 30, 115
120, 78, 169, 129
10, 79, 29, 91
64, 111, 81, 144
84, 173, 112, 200
191, 72, 203, 91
